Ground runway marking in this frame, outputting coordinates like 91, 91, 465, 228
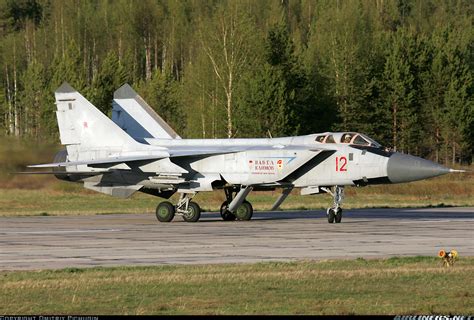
0, 229, 121, 235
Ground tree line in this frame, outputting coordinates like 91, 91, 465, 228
0, 0, 472, 164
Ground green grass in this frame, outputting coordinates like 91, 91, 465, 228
1, 257, 473, 315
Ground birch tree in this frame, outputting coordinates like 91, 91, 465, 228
198, 4, 254, 138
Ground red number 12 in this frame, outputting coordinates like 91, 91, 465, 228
336, 156, 347, 172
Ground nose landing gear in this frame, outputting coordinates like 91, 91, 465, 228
322, 186, 344, 223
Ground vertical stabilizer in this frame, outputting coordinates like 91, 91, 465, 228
55, 82, 143, 150
112, 84, 181, 142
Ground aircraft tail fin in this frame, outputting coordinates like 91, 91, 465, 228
55, 82, 141, 150
112, 84, 181, 142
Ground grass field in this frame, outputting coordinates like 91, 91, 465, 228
1, 257, 472, 315
0, 170, 472, 216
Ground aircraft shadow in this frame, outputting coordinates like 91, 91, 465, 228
199, 208, 474, 222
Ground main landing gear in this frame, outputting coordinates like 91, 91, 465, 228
220, 187, 254, 221
321, 186, 344, 224
154, 186, 254, 223
156, 193, 201, 223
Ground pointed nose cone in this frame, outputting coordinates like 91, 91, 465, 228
387, 153, 450, 183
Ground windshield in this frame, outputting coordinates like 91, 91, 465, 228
359, 134, 382, 148
352, 134, 370, 146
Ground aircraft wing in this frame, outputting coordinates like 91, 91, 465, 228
27, 145, 334, 171
167, 144, 333, 157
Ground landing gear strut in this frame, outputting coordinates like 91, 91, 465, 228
155, 192, 201, 223
322, 186, 344, 223
220, 200, 236, 221
220, 187, 254, 221
176, 193, 201, 222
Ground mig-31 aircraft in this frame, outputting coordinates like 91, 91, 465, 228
27, 82, 463, 224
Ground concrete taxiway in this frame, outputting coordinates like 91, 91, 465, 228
1, 207, 473, 270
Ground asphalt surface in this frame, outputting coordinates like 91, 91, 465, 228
1, 207, 473, 270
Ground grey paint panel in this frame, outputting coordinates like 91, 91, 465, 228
114, 83, 137, 99
55, 82, 76, 93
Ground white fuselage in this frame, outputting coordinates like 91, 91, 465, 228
141, 133, 390, 190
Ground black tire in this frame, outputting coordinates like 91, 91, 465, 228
220, 201, 236, 221
327, 208, 335, 223
235, 201, 253, 221
183, 201, 201, 222
156, 201, 175, 222
335, 208, 342, 223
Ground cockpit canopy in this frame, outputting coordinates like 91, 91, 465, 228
314, 132, 382, 148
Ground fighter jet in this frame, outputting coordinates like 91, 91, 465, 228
27, 82, 463, 223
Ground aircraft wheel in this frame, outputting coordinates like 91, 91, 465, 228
156, 201, 175, 222
335, 208, 342, 223
235, 201, 253, 221
220, 201, 236, 221
327, 208, 335, 223
183, 201, 201, 222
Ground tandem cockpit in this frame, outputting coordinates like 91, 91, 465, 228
314, 132, 383, 148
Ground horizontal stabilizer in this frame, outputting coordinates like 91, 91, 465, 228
14, 171, 108, 175
28, 153, 169, 168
